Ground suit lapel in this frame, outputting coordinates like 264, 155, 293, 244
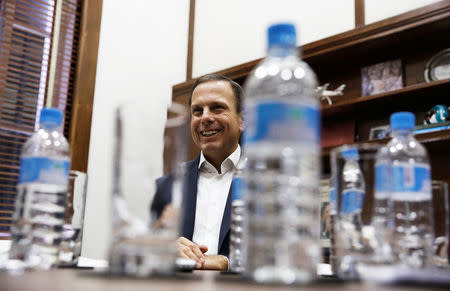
179, 155, 234, 253
181, 157, 200, 240
218, 181, 232, 252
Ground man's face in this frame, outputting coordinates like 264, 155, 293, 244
190, 80, 243, 164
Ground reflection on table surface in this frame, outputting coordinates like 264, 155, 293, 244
1, 268, 447, 291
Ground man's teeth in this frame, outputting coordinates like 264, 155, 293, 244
201, 130, 219, 137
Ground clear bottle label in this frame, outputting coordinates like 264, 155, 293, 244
329, 187, 336, 214
375, 163, 390, 199
341, 189, 365, 214
244, 101, 319, 145
19, 157, 70, 185
375, 163, 389, 191
392, 163, 431, 200
232, 176, 244, 201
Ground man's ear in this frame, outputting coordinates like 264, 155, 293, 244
239, 115, 244, 132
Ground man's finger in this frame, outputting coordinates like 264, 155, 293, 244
179, 245, 203, 268
177, 237, 191, 246
178, 247, 190, 259
190, 244, 205, 261
180, 245, 197, 260
177, 237, 205, 261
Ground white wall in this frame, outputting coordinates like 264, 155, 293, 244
193, 0, 355, 77
82, 0, 189, 259
365, 0, 441, 24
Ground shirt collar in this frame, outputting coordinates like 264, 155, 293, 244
199, 145, 241, 174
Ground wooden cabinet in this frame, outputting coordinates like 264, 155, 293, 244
172, 1, 450, 184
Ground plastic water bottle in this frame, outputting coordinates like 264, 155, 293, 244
383, 112, 433, 268
9, 108, 70, 270
243, 23, 320, 284
328, 172, 338, 274
338, 148, 365, 278
372, 135, 395, 264
229, 157, 247, 273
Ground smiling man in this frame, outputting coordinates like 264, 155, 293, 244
190, 76, 243, 171
151, 74, 244, 270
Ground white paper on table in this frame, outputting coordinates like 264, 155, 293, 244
0, 240, 11, 253
318, 263, 332, 276
77, 256, 108, 268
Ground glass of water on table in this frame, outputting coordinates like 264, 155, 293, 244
59, 170, 88, 266
331, 143, 392, 280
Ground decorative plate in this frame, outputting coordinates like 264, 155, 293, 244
424, 48, 450, 82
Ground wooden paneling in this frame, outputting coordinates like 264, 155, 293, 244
68, 0, 102, 172
355, 0, 365, 27
186, 0, 195, 80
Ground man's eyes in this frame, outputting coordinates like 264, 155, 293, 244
212, 105, 225, 110
191, 105, 226, 115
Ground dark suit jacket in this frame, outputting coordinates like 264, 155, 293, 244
150, 156, 232, 257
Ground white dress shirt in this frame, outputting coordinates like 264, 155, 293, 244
192, 145, 241, 255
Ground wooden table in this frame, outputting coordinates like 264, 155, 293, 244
1, 268, 446, 291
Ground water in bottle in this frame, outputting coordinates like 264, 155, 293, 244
229, 157, 247, 273
337, 148, 365, 278
243, 23, 320, 284
384, 112, 433, 268
371, 136, 394, 264
328, 171, 338, 274
9, 108, 70, 270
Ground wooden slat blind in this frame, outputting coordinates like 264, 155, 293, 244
0, 0, 81, 238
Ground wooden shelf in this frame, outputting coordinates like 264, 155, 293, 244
321, 128, 450, 157
302, 2, 450, 59
321, 79, 450, 117
171, 1, 450, 184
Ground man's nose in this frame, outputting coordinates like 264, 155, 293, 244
201, 108, 214, 123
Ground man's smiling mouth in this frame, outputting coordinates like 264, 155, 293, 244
200, 129, 221, 137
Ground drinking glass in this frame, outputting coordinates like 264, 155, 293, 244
331, 143, 392, 279
431, 180, 449, 267
59, 170, 88, 266
108, 101, 188, 277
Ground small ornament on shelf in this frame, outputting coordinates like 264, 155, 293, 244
315, 83, 346, 105
369, 124, 391, 141
424, 104, 449, 124
361, 59, 403, 96
424, 48, 450, 82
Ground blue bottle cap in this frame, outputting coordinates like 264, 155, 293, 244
268, 23, 296, 49
40, 108, 63, 127
390, 112, 415, 130
342, 147, 359, 159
